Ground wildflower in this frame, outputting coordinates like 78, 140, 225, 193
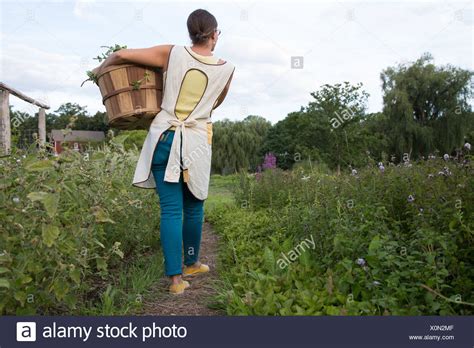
428, 154, 436, 160
12, 197, 20, 204
378, 164, 385, 172
464, 143, 471, 151
262, 152, 277, 170
428, 174, 434, 178
443, 166, 452, 176
351, 169, 358, 176
373, 281, 381, 286
407, 195, 415, 203
16, 159, 21, 163
438, 171, 445, 176
443, 154, 449, 161
356, 258, 366, 266
419, 208, 424, 213
301, 175, 311, 181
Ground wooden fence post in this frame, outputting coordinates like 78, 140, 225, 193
38, 107, 46, 146
0, 90, 11, 156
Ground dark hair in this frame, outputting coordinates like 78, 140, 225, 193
187, 9, 218, 45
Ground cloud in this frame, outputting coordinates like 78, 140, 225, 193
2, 1, 472, 124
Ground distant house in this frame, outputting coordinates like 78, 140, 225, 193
49, 130, 105, 155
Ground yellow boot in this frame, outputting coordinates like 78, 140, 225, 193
183, 263, 210, 277
169, 280, 190, 295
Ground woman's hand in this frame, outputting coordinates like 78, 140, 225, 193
92, 65, 102, 76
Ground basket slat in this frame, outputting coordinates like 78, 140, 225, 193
97, 64, 163, 130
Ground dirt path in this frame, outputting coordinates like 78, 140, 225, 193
138, 221, 223, 316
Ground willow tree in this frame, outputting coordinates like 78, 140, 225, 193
211, 115, 271, 175
381, 52, 473, 160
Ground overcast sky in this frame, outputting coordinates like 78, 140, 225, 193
1, 0, 472, 125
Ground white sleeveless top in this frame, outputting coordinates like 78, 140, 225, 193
132, 45, 235, 200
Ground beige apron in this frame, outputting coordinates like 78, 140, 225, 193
132, 45, 235, 200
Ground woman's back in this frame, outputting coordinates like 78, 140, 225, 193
159, 45, 235, 125
168, 46, 221, 130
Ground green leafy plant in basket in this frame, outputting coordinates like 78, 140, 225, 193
81, 44, 153, 89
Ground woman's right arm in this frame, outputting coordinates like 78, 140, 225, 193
94, 44, 173, 74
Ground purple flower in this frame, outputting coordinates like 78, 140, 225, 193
262, 152, 277, 170
443, 154, 449, 161
356, 258, 366, 266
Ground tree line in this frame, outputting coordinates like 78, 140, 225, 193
11, 53, 473, 174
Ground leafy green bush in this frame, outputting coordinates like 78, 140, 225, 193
207, 157, 473, 315
0, 143, 161, 314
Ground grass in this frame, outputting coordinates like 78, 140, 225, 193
205, 174, 239, 214
78, 251, 164, 315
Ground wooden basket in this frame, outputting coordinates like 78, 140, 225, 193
96, 64, 163, 130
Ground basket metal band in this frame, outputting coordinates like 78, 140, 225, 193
102, 86, 162, 104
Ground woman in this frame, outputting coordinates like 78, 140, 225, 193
94, 9, 235, 294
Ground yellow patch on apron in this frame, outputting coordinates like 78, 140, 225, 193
206, 122, 213, 145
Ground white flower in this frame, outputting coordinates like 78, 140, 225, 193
12, 197, 20, 204
356, 258, 366, 266
378, 162, 383, 167
407, 195, 415, 203
443, 154, 449, 161
373, 281, 381, 286
351, 169, 358, 176
464, 143, 471, 151
428, 174, 434, 178
301, 175, 311, 181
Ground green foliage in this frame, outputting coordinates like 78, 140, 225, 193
207, 158, 474, 315
381, 52, 473, 159
261, 82, 390, 171
0, 144, 161, 314
212, 115, 272, 175
113, 130, 148, 151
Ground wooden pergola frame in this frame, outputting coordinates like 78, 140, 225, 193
0, 82, 50, 156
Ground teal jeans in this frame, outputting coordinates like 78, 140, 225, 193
151, 129, 204, 276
